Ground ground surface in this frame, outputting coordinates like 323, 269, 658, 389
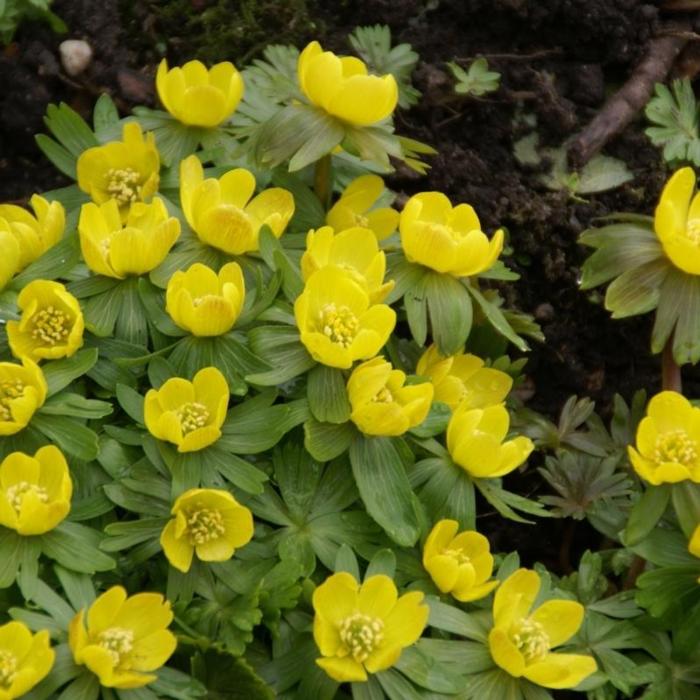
0, 4, 687, 693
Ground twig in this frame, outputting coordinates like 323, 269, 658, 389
662, 335, 682, 393
453, 48, 562, 63
569, 26, 690, 167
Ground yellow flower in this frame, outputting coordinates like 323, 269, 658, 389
76, 122, 160, 219
160, 488, 253, 572
156, 59, 244, 128
690, 525, 700, 582
6, 280, 84, 362
488, 569, 597, 690
144, 367, 229, 452
301, 226, 394, 303
295, 267, 396, 369
298, 41, 398, 127
400, 192, 503, 277
0, 226, 20, 291
416, 344, 513, 411
0, 446, 72, 536
0, 621, 54, 699
0, 358, 47, 436
654, 166, 700, 274
347, 357, 433, 436
422, 519, 499, 602
312, 572, 428, 682
326, 175, 399, 241
0, 194, 65, 271
447, 402, 533, 479
69, 586, 176, 689
628, 391, 700, 485
78, 197, 180, 279
166, 262, 245, 337
180, 155, 294, 255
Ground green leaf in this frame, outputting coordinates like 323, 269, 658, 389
93, 93, 120, 136
194, 650, 274, 700
35, 134, 76, 178
44, 102, 99, 157
31, 414, 99, 461
623, 485, 671, 546
404, 276, 428, 347
605, 258, 668, 318
349, 435, 421, 546
375, 668, 424, 700
468, 285, 529, 352
9, 234, 80, 292
307, 365, 351, 424
205, 445, 268, 495
393, 646, 463, 693
449, 58, 500, 97
253, 104, 344, 171
365, 549, 396, 579
41, 522, 115, 574
425, 271, 473, 355
246, 326, 315, 385
0, 528, 22, 588
55, 565, 96, 610
55, 672, 100, 700
409, 401, 450, 438
39, 393, 113, 419
672, 481, 700, 538
272, 170, 325, 231
304, 419, 355, 462
334, 543, 360, 579
42, 348, 99, 396
475, 479, 549, 524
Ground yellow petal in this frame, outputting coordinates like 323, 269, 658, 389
87, 586, 127, 633
129, 629, 177, 671
313, 572, 358, 625
425, 554, 460, 593
382, 591, 428, 648
316, 655, 366, 682
161, 519, 194, 573
358, 575, 398, 618
530, 600, 584, 647
488, 627, 525, 677
493, 568, 540, 627
523, 653, 598, 690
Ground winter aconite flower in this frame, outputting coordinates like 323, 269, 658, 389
416, 344, 512, 411
144, 367, 229, 452
0, 227, 20, 291
422, 519, 499, 602
156, 59, 244, 127
76, 122, 160, 219
653, 166, 700, 274
295, 267, 396, 369
180, 155, 294, 255
488, 569, 597, 689
689, 526, 700, 580
69, 586, 177, 689
0, 446, 72, 535
301, 226, 394, 303
7, 280, 84, 362
78, 198, 180, 279
298, 41, 398, 127
160, 488, 254, 572
166, 262, 245, 336
400, 192, 503, 277
447, 402, 533, 479
312, 572, 428, 682
347, 357, 433, 436
0, 621, 54, 699
628, 390, 700, 484
0, 194, 65, 272
326, 175, 399, 241
0, 358, 47, 436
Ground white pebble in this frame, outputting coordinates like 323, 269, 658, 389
59, 40, 93, 77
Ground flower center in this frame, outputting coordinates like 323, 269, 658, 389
372, 387, 394, 403
511, 618, 550, 663
654, 429, 697, 466
427, 223, 465, 243
687, 219, 700, 245
0, 650, 17, 688
0, 379, 25, 422
319, 303, 359, 348
176, 402, 210, 435
106, 167, 141, 206
5, 481, 48, 513
97, 627, 134, 666
187, 507, 225, 545
31, 305, 72, 346
354, 213, 370, 228
443, 546, 471, 565
339, 612, 384, 663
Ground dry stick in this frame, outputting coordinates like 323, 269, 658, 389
569, 30, 689, 167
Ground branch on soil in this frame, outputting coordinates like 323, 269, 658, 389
568, 24, 691, 167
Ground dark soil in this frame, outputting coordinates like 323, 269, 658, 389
0, 4, 690, 688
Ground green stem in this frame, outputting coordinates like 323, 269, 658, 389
662, 335, 682, 393
314, 153, 332, 210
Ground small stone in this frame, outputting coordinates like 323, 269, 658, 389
59, 40, 93, 77
534, 303, 554, 322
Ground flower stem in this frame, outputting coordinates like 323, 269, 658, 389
314, 153, 332, 210
662, 336, 682, 393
